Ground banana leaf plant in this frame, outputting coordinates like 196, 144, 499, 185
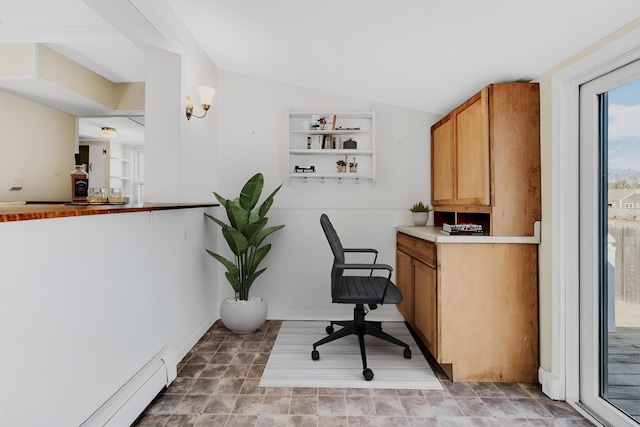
205, 173, 284, 301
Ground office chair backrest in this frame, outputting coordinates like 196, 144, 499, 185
320, 214, 345, 301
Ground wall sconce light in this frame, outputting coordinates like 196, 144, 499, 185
186, 85, 216, 120
101, 127, 117, 139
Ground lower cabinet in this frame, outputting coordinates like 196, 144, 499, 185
413, 260, 437, 358
396, 233, 438, 357
396, 231, 538, 383
395, 250, 414, 324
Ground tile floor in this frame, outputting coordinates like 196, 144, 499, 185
133, 320, 594, 427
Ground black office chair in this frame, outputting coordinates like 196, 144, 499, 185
311, 214, 411, 381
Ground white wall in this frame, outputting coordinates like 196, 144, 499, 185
0, 208, 217, 427
214, 71, 441, 320
119, 0, 220, 204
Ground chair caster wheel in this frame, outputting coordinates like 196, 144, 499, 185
404, 348, 412, 359
311, 350, 319, 360
363, 368, 374, 381
326, 325, 334, 334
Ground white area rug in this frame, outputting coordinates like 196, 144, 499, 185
260, 321, 443, 390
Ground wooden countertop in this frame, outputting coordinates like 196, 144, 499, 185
397, 221, 541, 244
0, 202, 218, 222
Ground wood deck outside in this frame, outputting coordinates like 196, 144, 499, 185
607, 327, 640, 423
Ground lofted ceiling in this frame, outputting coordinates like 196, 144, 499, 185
2, 0, 640, 120
165, 0, 640, 115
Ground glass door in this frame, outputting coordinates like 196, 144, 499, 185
579, 61, 640, 426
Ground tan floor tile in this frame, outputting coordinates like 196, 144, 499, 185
287, 415, 318, 427
189, 378, 219, 395
233, 395, 264, 415
202, 394, 237, 414
213, 378, 244, 394
317, 396, 347, 416
345, 416, 378, 427
199, 364, 227, 379
262, 395, 292, 415
165, 414, 199, 427
240, 378, 266, 395
225, 414, 259, 426
256, 414, 289, 426
293, 387, 318, 396
173, 394, 209, 415
316, 415, 348, 427
290, 395, 318, 415
344, 396, 374, 416
193, 414, 228, 427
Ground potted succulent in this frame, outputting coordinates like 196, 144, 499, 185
205, 172, 285, 333
409, 201, 432, 226
349, 157, 358, 173
336, 159, 347, 173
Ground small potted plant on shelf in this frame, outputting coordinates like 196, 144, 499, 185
204, 172, 285, 333
349, 157, 358, 173
336, 159, 347, 173
409, 201, 432, 226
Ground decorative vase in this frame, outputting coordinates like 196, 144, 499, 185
220, 296, 268, 333
412, 211, 429, 226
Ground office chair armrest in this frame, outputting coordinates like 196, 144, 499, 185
344, 248, 378, 254
335, 263, 392, 272
343, 248, 379, 270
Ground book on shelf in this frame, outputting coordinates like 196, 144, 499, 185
441, 223, 483, 235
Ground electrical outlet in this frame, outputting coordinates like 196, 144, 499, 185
8, 178, 23, 191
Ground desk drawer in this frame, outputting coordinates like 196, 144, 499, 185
397, 232, 436, 268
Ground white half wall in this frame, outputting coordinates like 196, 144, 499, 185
0, 208, 217, 427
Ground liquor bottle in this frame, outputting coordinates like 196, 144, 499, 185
70, 153, 89, 203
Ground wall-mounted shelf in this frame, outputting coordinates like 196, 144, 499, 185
288, 111, 375, 183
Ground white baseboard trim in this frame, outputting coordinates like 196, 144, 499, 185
80, 347, 176, 427
539, 367, 562, 400
176, 313, 219, 362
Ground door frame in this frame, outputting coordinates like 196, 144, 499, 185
578, 60, 640, 426
550, 24, 640, 424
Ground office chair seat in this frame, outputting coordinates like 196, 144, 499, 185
312, 214, 411, 381
338, 276, 403, 304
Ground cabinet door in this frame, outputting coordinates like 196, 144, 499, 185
414, 260, 437, 357
454, 88, 490, 205
431, 115, 454, 205
395, 250, 414, 324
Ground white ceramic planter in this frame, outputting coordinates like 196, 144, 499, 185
411, 211, 429, 226
219, 296, 268, 333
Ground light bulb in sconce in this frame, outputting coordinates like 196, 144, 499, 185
186, 85, 216, 120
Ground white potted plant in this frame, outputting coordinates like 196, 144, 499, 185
205, 173, 284, 333
409, 201, 432, 226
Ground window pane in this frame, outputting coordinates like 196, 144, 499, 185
606, 79, 640, 423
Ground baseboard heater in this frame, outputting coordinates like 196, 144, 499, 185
80, 347, 177, 427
